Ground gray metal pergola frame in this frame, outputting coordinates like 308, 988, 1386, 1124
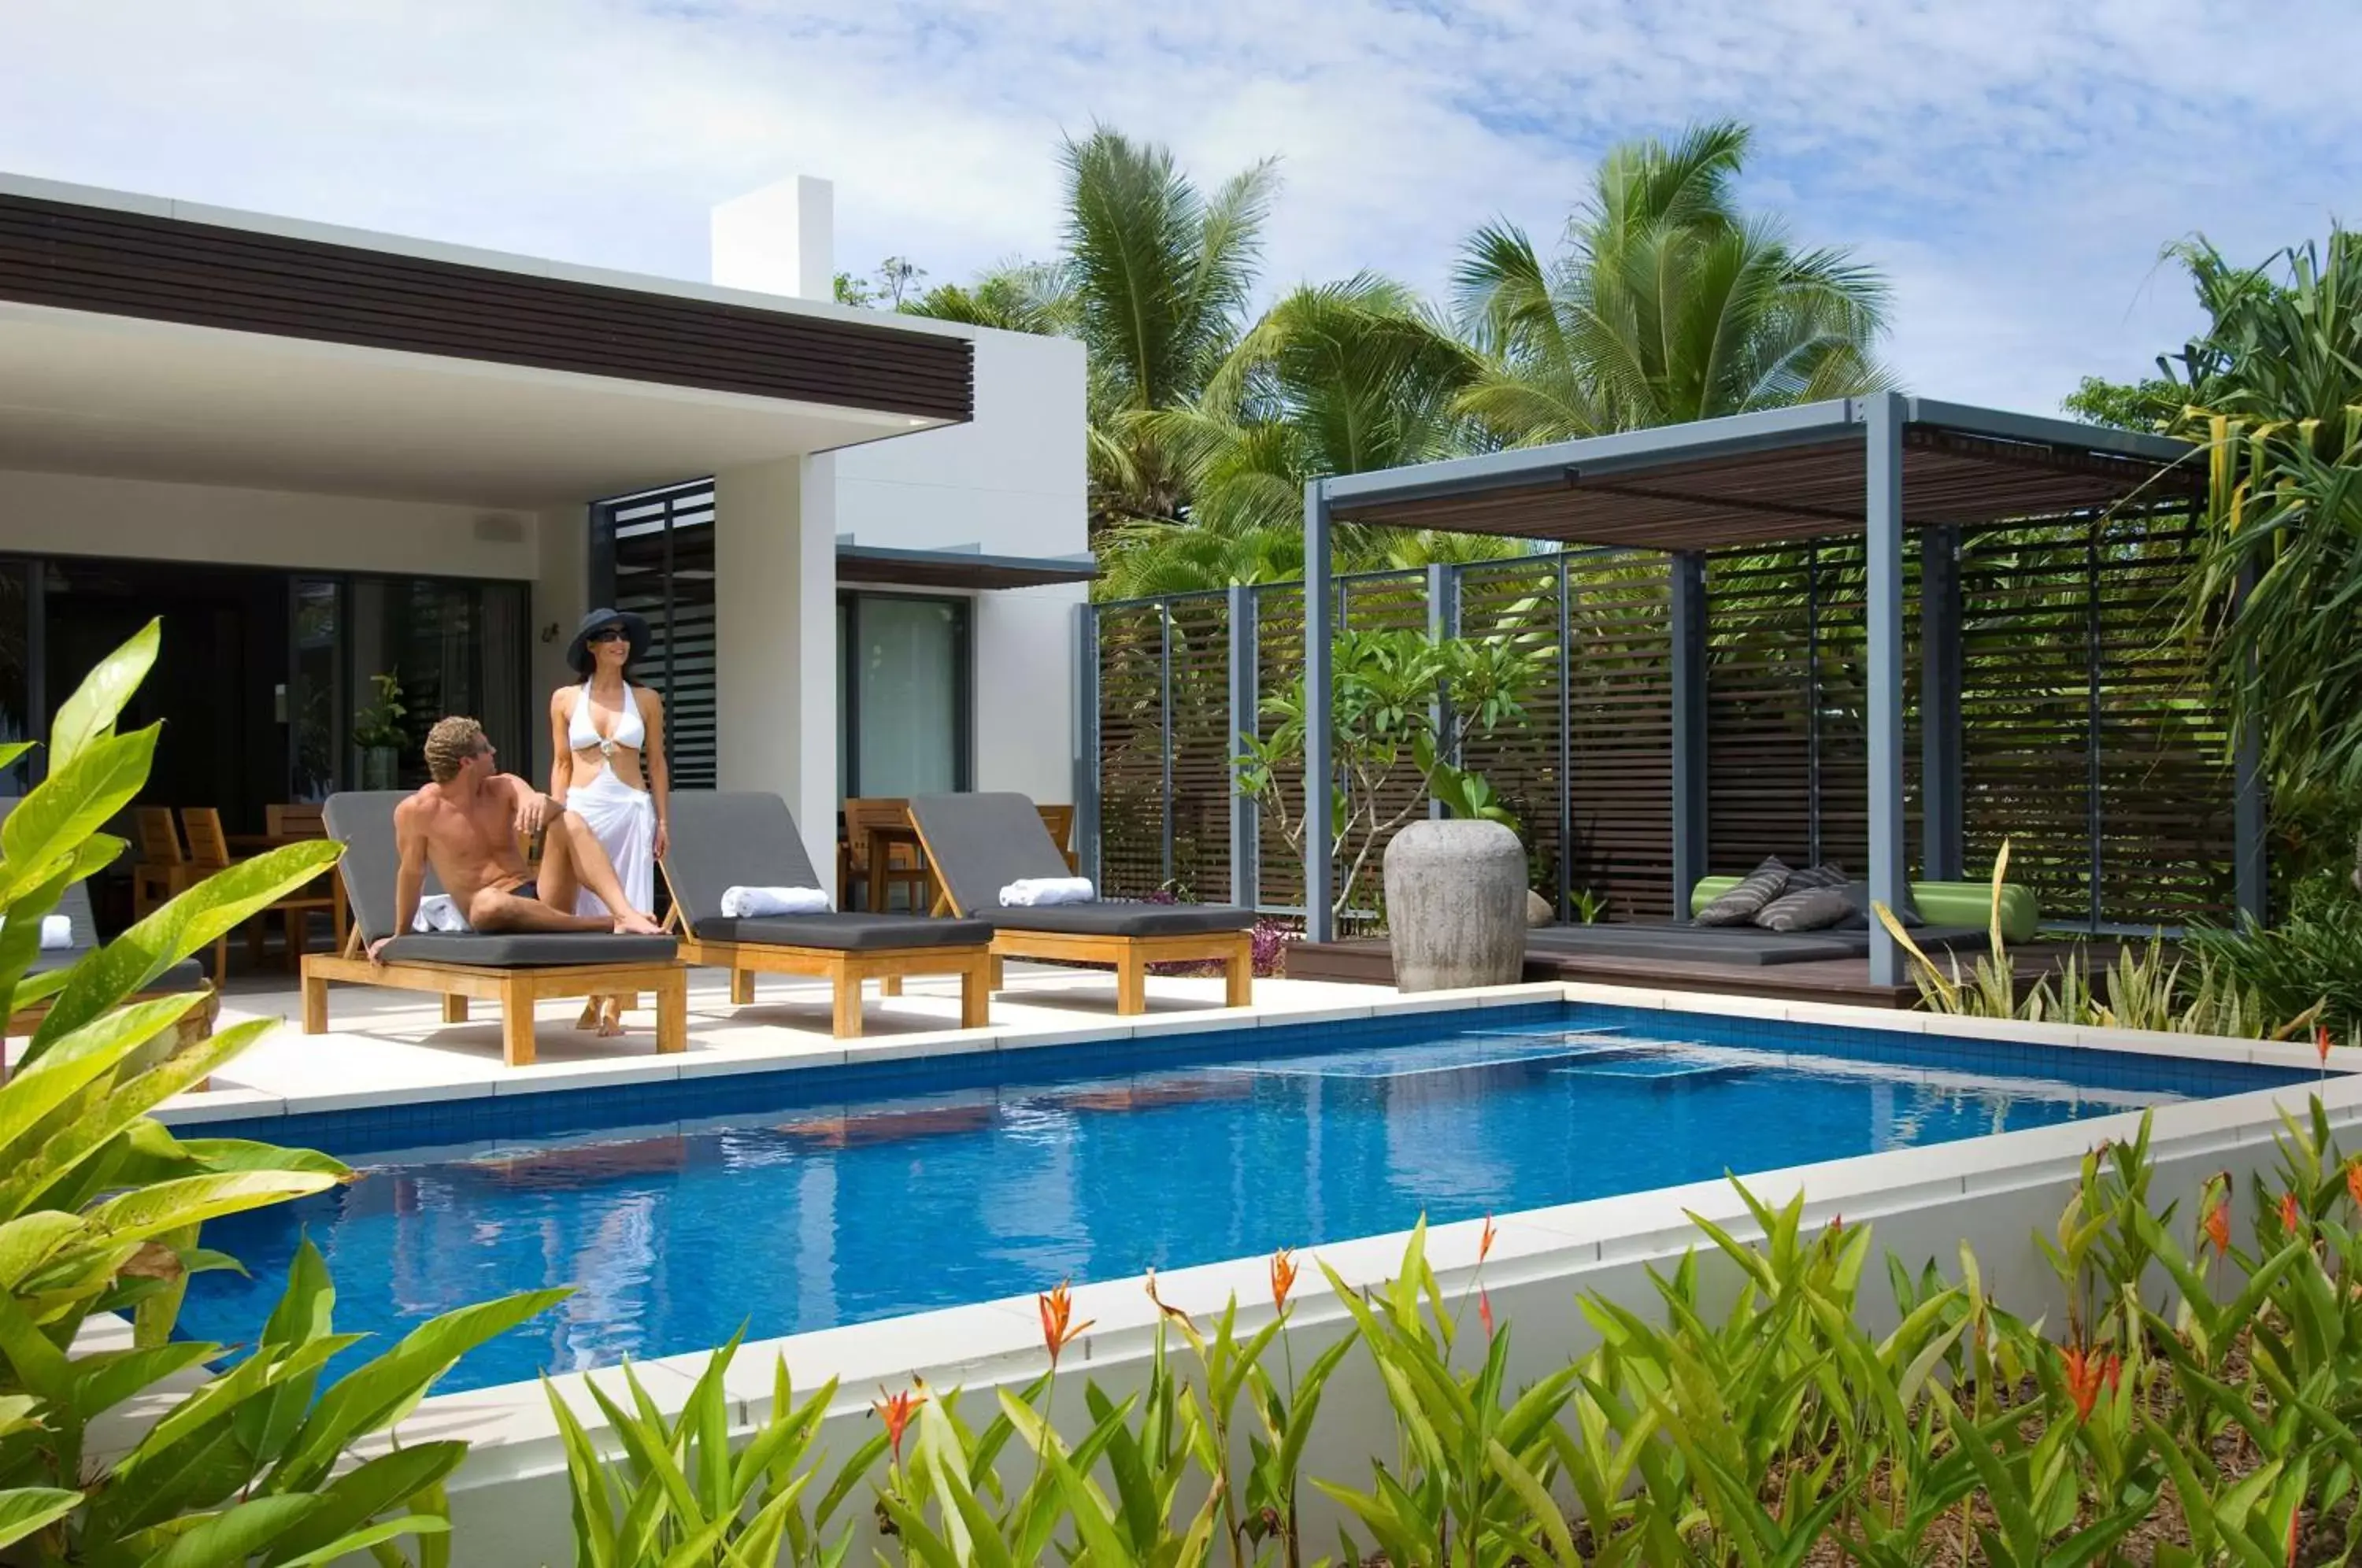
1296, 392, 2253, 982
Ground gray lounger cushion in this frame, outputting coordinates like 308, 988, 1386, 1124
323, 791, 676, 968
665, 791, 991, 950
908, 793, 1253, 933
372, 932, 679, 967
972, 903, 1253, 937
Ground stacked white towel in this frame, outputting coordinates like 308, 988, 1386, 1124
3, 914, 76, 951
720, 886, 831, 918
999, 877, 1096, 908
411, 894, 471, 934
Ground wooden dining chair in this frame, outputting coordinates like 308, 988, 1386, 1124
267, 802, 348, 953
266, 803, 327, 841
131, 807, 191, 919
172, 808, 236, 981
1036, 804, 1079, 874
840, 797, 932, 912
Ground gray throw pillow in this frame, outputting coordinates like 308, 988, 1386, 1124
1786, 861, 1850, 890
1753, 884, 1851, 933
1835, 878, 1922, 930
1695, 857, 1790, 926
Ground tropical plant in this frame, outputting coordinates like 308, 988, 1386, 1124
2186, 902, 2362, 1041
550, 1333, 881, 1568
352, 669, 408, 752
2170, 230, 2362, 813
0, 620, 560, 1564
1453, 120, 1890, 446
1054, 128, 1278, 533
1235, 624, 1551, 922
901, 260, 1075, 337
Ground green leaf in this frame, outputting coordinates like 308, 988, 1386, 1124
145, 1492, 320, 1568
271, 1288, 570, 1492
0, 1486, 81, 1552
29, 839, 342, 1056
0, 727, 157, 905
48, 618, 158, 773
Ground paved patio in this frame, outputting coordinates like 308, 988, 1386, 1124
165, 962, 1409, 1119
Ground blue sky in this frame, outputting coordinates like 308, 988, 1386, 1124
2, 0, 2353, 413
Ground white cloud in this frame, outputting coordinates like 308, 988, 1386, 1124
0, 0, 2353, 411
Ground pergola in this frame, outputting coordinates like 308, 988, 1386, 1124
1298, 392, 2251, 982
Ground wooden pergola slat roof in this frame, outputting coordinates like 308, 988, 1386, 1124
1324, 398, 2199, 549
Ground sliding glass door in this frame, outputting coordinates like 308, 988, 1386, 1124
840, 593, 971, 798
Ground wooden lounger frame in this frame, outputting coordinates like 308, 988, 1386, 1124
301, 925, 687, 1067
659, 866, 991, 1037
6, 986, 219, 1087
904, 817, 1252, 1016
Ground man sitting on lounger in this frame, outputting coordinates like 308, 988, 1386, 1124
368, 716, 665, 961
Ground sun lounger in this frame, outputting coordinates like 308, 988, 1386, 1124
661, 792, 994, 1037
906, 792, 1254, 1015
299, 791, 685, 1066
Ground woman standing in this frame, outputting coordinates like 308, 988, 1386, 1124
550, 607, 668, 1035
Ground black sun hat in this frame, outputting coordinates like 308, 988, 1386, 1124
566, 608, 652, 676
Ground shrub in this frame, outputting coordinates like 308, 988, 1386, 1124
0, 622, 561, 1564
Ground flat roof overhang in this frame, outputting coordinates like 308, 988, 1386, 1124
835, 543, 1097, 591
0, 176, 981, 508
1325, 398, 2202, 548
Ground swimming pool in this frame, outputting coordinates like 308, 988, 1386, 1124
178, 1002, 2310, 1392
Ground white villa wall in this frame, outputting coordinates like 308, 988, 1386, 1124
713, 455, 838, 880
834, 327, 1090, 802
0, 467, 542, 579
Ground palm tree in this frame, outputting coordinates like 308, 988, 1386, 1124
1098, 276, 1516, 597
1454, 120, 1890, 442
902, 261, 1075, 336
898, 128, 1278, 535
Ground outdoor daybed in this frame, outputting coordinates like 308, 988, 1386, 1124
907, 792, 1255, 1015
300, 791, 686, 1066
661, 791, 995, 1037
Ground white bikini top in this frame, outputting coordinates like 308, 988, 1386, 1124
569, 680, 646, 754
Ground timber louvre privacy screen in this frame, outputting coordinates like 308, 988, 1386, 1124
1090, 512, 2238, 936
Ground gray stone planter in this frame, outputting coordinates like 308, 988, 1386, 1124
1382, 819, 1527, 992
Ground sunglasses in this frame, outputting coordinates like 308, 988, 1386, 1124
587, 627, 630, 645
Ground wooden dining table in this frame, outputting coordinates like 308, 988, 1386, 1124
861, 814, 943, 914
225, 828, 350, 949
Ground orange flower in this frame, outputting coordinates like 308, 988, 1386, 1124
2204, 1195, 2231, 1255
2289, 1506, 2301, 1568
1828, 1214, 1845, 1237
2319, 1023, 2334, 1066
2060, 1343, 2105, 1423
874, 1384, 925, 1462
1038, 1278, 1094, 1368
1478, 1288, 1495, 1341
2103, 1353, 2122, 1396
1269, 1248, 1299, 1314
2282, 1189, 2304, 1237
2347, 1159, 2362, 1211
1479, 1214, 1498, 1263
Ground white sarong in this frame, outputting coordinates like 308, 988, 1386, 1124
568, 767, 656, 919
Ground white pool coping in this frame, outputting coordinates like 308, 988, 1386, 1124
141, 975, 2362, 1529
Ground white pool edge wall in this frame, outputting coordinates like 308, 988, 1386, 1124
192, 983, 2362, 1566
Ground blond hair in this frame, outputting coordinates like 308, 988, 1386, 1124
423, 716, 489, 784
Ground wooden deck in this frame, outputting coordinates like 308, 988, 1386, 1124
1284, 935, 2120, 1010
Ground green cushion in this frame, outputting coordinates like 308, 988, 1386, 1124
1690, 876, 2038, 943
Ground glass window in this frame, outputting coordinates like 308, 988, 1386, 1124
842, 594, 969, 798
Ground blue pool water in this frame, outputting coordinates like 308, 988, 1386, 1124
176, 1004, 2308, 1392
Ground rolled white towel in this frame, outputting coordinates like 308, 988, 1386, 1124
2, 914, 76, 951
999, 877, 1096, 908
720, 886, 831, 919
411, 894, 472, 934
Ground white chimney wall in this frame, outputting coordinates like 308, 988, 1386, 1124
710, 176, 835, 301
